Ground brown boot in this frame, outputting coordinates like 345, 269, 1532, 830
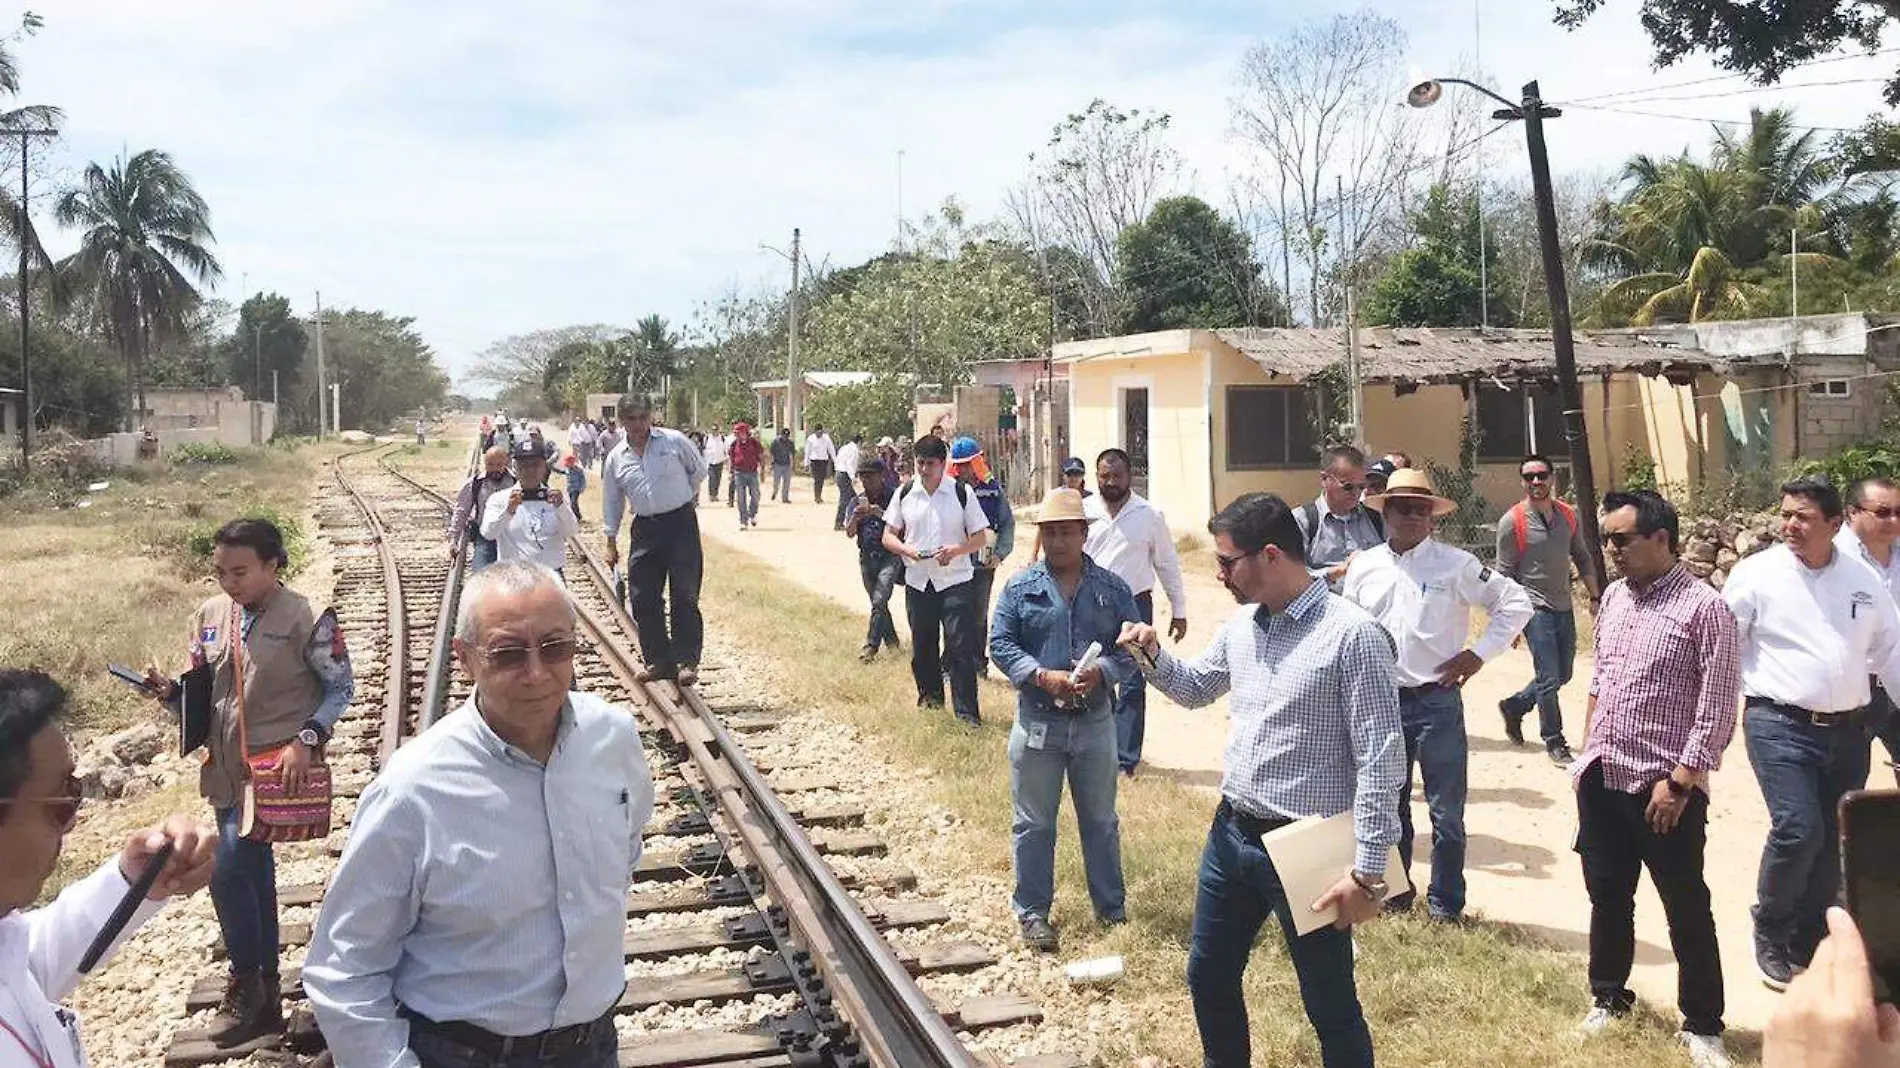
208, 972, 280, 1048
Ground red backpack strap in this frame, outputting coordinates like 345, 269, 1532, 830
1510, 501, 1529, 558
1554, 499, 1579, 535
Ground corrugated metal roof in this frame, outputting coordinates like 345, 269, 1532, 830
1212, 326, 1766, 385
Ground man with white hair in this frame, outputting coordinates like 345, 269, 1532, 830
305, 562, 654, 1068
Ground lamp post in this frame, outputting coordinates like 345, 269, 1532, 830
1408, 76, 1606, 591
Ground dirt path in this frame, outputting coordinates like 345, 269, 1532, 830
596, 472, 1778, 1037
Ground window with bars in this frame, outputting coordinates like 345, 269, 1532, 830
1476, 381, 1568, 461
1226, 385, 1321, 469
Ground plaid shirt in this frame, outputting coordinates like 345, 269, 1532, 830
1148, 580, 1405, 874
1577, 564, 1740, 794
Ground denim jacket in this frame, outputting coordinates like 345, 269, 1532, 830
990, 557, 1140, 721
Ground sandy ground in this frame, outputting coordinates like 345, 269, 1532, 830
555, 435, 1783, 1036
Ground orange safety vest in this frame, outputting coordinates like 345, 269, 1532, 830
1508, 499, 1578, 558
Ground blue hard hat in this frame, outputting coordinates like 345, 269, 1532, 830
949, 435, 982, 462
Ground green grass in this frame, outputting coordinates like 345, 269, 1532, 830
697, 539, 1755, 1067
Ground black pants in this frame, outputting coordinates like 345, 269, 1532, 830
706, 464, 724, 503
905, 580, 979, 724
626, 505, 704, 673
811, 459, 832, 502
969, 566, 998, 671
1575, 762, 1724, 1035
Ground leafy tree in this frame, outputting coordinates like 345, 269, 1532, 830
144, 298, 230, 388
318, 309, 449, 430
53, 149, 222, 428
0, 285, 123, 436
221, 293, 311, 428
1116, 195, 1288, 331
801, 375, 913, 445
626, 314, 682, 395
1553, 0, 1900, 105
470, 324, 620, 406
1365, 184, 1513, 327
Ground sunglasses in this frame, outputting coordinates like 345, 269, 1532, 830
1522, 471, 1553, 483
1602, 531, 1648, 548
1856, 505, 1900, 520
1381, 497, 1435, 517
2, 775, 84, 832
1215, 548, 1262, 575
1325, 473, 1364, 493
481, 637, 580, 672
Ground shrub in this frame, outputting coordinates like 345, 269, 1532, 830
174, 505, 308, 577
170, 442, 241, 465
1794, 441, 1900, 491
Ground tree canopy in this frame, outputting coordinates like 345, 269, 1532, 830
1115, 195, 1287, 332
1364, 184, 1513, 328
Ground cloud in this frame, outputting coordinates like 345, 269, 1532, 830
19, 1, 1900, 384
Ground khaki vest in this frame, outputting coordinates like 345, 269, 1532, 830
192, 587, 324, 809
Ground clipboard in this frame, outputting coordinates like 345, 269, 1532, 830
177, 663, 214, 756
1261, 811, 1411, 936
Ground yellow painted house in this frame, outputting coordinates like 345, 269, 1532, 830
1055, 319, 1886, 536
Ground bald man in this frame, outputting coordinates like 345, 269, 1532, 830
450, 445, 518, 571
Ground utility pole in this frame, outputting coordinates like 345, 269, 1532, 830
254, 324, 264, 403
1520, 81, 1606, 591
786, 227, 801, 434
15, 124, 54, 463
314, 291, 328, 439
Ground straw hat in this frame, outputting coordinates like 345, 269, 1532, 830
1364, 468, 1458, 518
1030, 488, 1090, 525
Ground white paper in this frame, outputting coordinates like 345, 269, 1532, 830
1260, 811, 1411, 936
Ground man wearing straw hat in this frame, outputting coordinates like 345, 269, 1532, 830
989, 488, 1140, 954
1344, 467, 1532, 924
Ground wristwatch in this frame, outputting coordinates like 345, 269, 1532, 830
1350, 869, 1389, 901
1663, 775, 1689, 797
297, 719, 329, 749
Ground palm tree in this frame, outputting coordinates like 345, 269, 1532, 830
54, 150, 221, 428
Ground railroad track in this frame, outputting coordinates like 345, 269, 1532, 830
160, 439, 1077, 1068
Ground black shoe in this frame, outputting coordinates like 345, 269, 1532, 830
1500, 701, 1525, 746
1758, 945, 1795, 991
859, 646, 877, 663
917, 697, 945, 710
1097, 912, 1128, 927
1020, 914, 1060, 953
1547, 744, 1576, 767
208, 972, 281, 1048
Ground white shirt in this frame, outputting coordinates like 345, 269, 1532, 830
568, 422, 594, 447
1084, 491, 1188, 616
805, 433, 836, 462
835, 441, 861, 479
1837, 526, 1900, 607
1342, 536, 1534, 688
702, 433, 729, 466
1724, 541, 1900, 712
480, 490, 580, 573
886, 477, 990, 591
1, 861, 164, 1068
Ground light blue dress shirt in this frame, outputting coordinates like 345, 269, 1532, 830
601, 428, 705, 539
989, 558, 1139, 721
303, 692, 655, 1068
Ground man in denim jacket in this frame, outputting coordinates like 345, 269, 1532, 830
989, 488, 1140, 954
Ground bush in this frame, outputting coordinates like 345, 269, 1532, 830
803, 375, 913, 444
1794, 441, 1900, 491
175, 505, 308, 577
170, 442, 241, 465
1620, 443, 1657, 491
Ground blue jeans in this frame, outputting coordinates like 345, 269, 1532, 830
1187, 805, 1373, 1068
1744, 702, 1873, 958
1114, 592, 1154, 772
471, 537, 499, 572
409, 1019, 617, 1068
1505, 607, 1576, 749
1394, 686, 1469, 919
860, 553, 901, 651
210, 805, 279, 976
771, 464, 791, 502
734, 471, 760, 524
1008, 709, 1124, 921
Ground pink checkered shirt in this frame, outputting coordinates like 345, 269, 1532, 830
1577, 564, 1741, 794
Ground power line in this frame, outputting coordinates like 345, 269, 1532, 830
1587, 76, 1893, 107
1558, 322, 1900, 418
1560, 101, 1865, 134
1563, 47, 1900, 106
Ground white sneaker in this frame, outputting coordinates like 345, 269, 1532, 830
1680, 1032, 1731, 1068
1577, 1006, 1618, 1037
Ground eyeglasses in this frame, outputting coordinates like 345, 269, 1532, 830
1522, 471, 1553, 483
481, 637, 579, 672
1, 775, 84, 832
1215, 548, 1262, 575
1381, 498, 1435, 518
1324, 473, 1364, 493
1856, 505, 1900, 520
1602, 531, 1645, 548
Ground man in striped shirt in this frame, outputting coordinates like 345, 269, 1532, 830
1121, 492, 1403, 1068
1573, 490, 1739, 1068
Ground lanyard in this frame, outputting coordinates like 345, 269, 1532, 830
0, 1016, 53, 1068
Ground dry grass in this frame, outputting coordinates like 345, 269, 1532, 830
697, 539, 1756, 1067
7, 444, 330, 897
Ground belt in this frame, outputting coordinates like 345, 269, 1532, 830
1216, 797, 1293, 837
401, 1007, 612, 1060
1399, 682, 1446, 699
1748, 697, 1859, 728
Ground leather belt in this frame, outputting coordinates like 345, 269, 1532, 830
401, 1007, 612, 1060
1217, 797, 1294, 837
1748, 697, 1858, 728
1399, 683, 1446, 700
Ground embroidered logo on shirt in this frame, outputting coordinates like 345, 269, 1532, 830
200, 626, 219, 644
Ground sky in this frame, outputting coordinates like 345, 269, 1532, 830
20, 1, 1900, 387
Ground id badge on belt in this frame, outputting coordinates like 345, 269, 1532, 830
1025, 721, 1049, 750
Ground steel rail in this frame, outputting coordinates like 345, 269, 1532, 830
377, 442, 479, 731
331, 445, 409, 764
566, 535, 977, 1068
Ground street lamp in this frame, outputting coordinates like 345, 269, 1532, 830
1408, 76, 1607, 591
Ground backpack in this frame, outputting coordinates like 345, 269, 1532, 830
1299, 500, 1383, 557
1507, 499, 1578, 557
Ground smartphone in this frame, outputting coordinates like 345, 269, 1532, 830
1841, 789, 1900, 1002
524, 486, 549, 502
108, 663, 155, 693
